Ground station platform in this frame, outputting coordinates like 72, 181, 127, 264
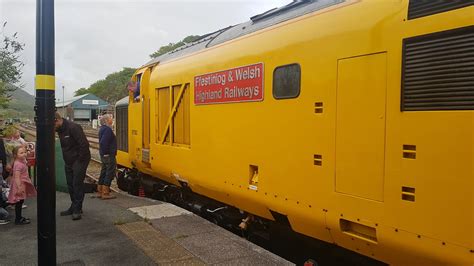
0, 191, 293, 265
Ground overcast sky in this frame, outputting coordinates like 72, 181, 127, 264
0, 0, 290, 100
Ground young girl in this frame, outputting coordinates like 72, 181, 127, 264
8, 146, 36, 225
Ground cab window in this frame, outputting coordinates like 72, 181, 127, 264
134, 74, 142, 102
273, 64, 301, 99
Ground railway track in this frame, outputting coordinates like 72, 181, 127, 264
16, 124, 119, 192
18, 124, 99, 149
86, 157, 119, 192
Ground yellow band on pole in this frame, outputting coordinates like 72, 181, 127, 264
35, 75, 55, 91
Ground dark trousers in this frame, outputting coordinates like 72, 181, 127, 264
15, 200, 24, 222
65, 160, 89, 212
99, 155, 116, 187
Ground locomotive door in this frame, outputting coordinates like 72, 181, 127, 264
141, 67, 152, 163
335, 53, 387, 202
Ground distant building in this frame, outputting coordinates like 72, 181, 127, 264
56, 94, 110, 123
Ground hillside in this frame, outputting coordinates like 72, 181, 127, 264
0, 86, 35, 119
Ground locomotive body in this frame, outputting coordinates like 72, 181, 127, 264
116, 1, 474, 264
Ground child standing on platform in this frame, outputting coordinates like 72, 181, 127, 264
8, 146, 36, 225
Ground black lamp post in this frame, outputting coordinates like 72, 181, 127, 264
35, 0, 56, 265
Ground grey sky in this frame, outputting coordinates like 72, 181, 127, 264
0, 0, 289, 100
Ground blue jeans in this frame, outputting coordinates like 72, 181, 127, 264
99, 155, 116, 187
0, 207, 9, 220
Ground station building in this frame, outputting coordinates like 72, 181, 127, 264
56, 93, 110, 123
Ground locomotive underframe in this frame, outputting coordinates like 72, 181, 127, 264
117, 167, 385, 265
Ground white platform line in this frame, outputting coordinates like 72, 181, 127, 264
129, 203, 192, 220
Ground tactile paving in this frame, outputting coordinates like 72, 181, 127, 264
117, 221, 204, 265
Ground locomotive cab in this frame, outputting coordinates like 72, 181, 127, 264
126, 67, 156, 173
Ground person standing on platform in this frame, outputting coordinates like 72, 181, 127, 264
0, 179, 11, 224
10, 129, 26, 146
0, 137, 8, 181
1, 131, 29, 210
7, 146, 36, 225
0, 139, 10, 224
97, 114, 116, 200
0, 202, 9, 225
54, 112, 91, 220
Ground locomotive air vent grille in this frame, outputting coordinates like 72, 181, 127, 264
402, 186, 416, 202
116, 106, 128, 152
407, 0, 473, 20
402, 26, 474, 111
315, 102, 324, 113
314, 154, 322, 166
403, 144, 417, 159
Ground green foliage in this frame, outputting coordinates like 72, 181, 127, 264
0, 82, 11, 107
0, 21, 25, 108
73, 67, 136, 104
72, 34, 203, 105
149, 35, 201, 58
74, 87, 88, 96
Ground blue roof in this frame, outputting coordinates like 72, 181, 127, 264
56, 93, 109, 108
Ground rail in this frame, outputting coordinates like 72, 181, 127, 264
16, 124, 120, 192
17, 124, 99, 149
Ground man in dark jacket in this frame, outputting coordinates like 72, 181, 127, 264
97, 114, 116, 200
54, 112, 91, 220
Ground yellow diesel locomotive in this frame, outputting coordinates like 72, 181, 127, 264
115, 0, 474, 265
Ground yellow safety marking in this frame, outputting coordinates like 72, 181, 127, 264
35, 75, 55, 90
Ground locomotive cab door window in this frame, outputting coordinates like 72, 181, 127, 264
273, 63, 301, 99
130, 73, 142, 103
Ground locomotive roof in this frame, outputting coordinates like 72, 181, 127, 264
144, 0, 344, 67
115, 96, 129, 107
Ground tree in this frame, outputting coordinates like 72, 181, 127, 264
74, 87, 88, 96
0, 22, 25, 108
73, 67, 136, 104
149, 35, 201, 58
